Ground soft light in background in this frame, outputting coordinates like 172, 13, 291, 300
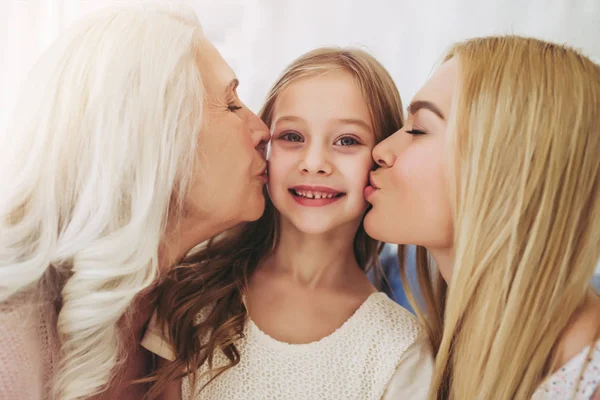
3, 0, 600, 129
1, 0, 599, 276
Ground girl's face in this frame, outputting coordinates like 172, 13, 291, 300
364, 59, 457, 252
267, 70, 376, 236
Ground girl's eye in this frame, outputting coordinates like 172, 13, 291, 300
334, 136, 359, 146
228, 103, 242, 112
281, 132, 303, 142
406, 129, 426, 135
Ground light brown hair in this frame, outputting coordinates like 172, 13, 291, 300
146, 47, 407, 398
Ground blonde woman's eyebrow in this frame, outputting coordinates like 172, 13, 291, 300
407, 100, 445, 120
225, 78, 239, 94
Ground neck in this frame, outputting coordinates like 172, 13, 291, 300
428, 246, 454, 283
158, 214, 236, 273
265, 216, 362, 289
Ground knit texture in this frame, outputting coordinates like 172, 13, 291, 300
0, 291, 60, 400
182, 292, 422, 400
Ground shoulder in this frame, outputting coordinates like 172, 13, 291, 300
348, 292, 426, 362
554, 293, 600, 370
141, 303, 216, 361
366, 292, 423, 343
140, 309, 176, 361
0, 301, 47, 398
382, 333, 434, 400
357, 293, 433, 399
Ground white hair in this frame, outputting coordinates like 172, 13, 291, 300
0, 4, 205, 399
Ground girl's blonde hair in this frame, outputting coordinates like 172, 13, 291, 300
402, 36, 600, 399
147, 47, 407, 398
0, 5, 206, 399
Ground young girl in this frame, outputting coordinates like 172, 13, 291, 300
364, 36, 600, 399
141, 48, 433, 399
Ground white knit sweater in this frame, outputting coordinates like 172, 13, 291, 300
142, 292, 434, 400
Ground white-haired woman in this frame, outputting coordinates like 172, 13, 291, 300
0, 5, 269, 400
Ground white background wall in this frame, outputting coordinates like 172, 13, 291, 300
3, 0, 600, 126
1, 0, 599, 271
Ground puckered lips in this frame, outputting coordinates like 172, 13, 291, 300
364, 171, 380, 201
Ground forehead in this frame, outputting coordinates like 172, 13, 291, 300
273, 70, 371, 123
412, 58, 458, 117
196, 36, 236, 95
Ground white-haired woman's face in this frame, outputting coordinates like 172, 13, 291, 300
185, 37, 270, 227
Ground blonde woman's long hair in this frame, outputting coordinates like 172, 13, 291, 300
0, 5, 206, 399
147, 47, 406, 398
401, 36, 600, 399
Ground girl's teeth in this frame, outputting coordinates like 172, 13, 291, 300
293, 189, 340, 199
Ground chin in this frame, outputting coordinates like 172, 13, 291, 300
293, 224, 333, 235
285, 213, 346, 235
363, 210, 384, 241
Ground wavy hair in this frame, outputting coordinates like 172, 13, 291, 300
147, 47, 407, 398
0, 5, 207, 399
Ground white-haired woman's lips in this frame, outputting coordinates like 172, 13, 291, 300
255, 163, 268, 183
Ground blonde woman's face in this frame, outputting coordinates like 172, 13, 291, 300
364, 59, 457, 250
186, 37, 270, 225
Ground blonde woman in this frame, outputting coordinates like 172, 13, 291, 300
0, 5, 270, 400
364, 36, 600, 399
141, 48, 433, 400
